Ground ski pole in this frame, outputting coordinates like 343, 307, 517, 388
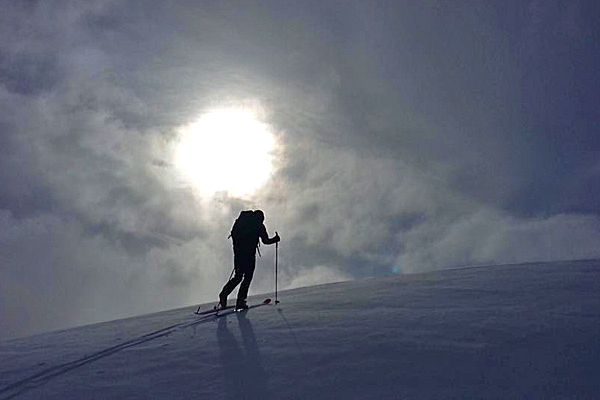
275, 238, 279, 304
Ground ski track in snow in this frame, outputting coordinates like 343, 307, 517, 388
0, 317, 210, 399
0, 301, 273, 400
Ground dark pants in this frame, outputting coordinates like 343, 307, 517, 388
220, 251, 256, 303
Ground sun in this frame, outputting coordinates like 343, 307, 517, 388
175, 109, 276, 198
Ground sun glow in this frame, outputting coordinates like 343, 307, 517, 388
175, 109, 276, 198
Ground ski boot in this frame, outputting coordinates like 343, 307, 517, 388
235, 300, 248, 311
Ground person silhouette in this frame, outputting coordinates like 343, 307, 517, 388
219, 210, 280, 310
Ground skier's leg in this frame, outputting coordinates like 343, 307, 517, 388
237, 269, 254, 304
219, 251, 247, 306
220, 269, 243, 299
236, 261, 256, 306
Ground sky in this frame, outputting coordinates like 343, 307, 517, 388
1, 0, 600, 339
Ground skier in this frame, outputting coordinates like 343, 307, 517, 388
219, 210, 280, 310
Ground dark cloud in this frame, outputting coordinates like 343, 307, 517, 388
1, 0, 599, 339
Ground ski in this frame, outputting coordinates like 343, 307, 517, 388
194, 298, 271, 316
194, 305, 234, 315
215, 298, 271, 317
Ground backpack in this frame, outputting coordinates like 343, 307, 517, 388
229, 210, 260, 250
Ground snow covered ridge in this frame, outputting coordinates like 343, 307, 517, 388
1, 260, 599, 399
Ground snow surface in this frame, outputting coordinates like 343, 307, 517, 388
1, 260, 599, 399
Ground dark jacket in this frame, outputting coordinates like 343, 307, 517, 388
233, 222, 277, 256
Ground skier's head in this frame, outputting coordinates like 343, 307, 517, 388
254, 209, 265, 223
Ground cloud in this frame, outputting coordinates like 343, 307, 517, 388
399, 210, 600, 273
285, 265, 351, 290
0, 208, 234, 339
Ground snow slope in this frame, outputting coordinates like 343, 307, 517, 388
1, 259, 599, 399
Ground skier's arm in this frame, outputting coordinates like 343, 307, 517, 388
259, 224, 280, 245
